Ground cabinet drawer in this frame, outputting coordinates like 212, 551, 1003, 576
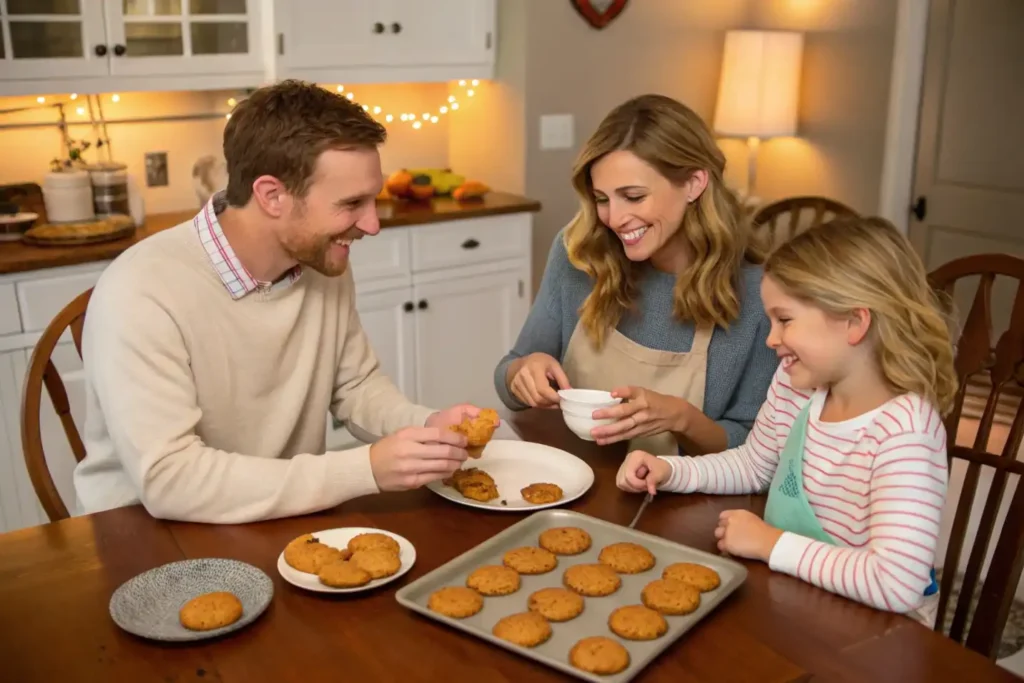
411, 215, 530, 272
0, 284, 19, 335
17, 270, 102, 333
349, 227, 410, 283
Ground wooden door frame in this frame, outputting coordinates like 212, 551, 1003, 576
878, 0, 931, 234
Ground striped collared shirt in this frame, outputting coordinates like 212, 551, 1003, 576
194, 191, 302, 299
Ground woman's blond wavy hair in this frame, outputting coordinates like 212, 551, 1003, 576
765, 216, 958, 415
564, 94, 763, 349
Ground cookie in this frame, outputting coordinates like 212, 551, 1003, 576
563, 563, 622, 597
318, 560, 372, 588
502, 546, 558, 575
466, 565, 521, 596
569, 636, 630, 675
179, 591, 243, 631
350, 548, 402, 579
347, 532, 400, 556
449, 408, 499, 458
521, 483, 563, 504
662, 562, 721, 592
641, 578, 701, 615
528, 587, 584, 622
492, 611, 552, 647
598, 542, 656, 574
444, 468, 500, 502
538, 527, 592, 555
608, 604, 668, 640
284, 534, 346, 574
428, 586, 484, 618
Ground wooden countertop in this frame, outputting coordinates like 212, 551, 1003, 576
0, 191, 541, 276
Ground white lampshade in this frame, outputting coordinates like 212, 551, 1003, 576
713, 30, 804, 138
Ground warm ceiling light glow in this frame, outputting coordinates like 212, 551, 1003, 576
422, 113, 430, 120
227, 97, 237, 107
336, 85, 344, 92
412, 120, 422, 129
111, 94, 120, 102
373, 106, 381, 114
346, 92, 354, 100
76, 106, 85, 115
362, 104, 369, 111
36, 96, 45, 103
430, 116, 439, 123
458, 80, 466, 86
448, 95, 456, 103
70, 93, 78, 100
451, 102, 459, 110
400, 114, 408, 121
471, 79, 479, 86
467, 89, 475, 97
385, 114, 393, 122
440, 106, 448, 114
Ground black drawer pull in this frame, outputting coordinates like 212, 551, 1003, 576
403, 301, 414, 312
418, 299, 428, 310
461, 238, 480, 249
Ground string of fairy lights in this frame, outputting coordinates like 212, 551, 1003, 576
225, 79, 481, 130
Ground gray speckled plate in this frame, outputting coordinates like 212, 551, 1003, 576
109, 558, 273, 642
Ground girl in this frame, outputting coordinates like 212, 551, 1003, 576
617, 216, 957, 618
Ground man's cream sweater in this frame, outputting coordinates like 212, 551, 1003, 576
73, 221, 434, 523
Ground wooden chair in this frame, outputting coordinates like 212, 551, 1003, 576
20, 288, 92, 522
928, 254, 1024, 659
752, 195, 859, 251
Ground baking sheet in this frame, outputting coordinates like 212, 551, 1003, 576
395, 509, 747, 682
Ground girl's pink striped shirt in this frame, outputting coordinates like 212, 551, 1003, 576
660, 366, 948, 613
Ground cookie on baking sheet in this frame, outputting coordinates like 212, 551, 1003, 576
317, 560, 372, 588
284, 534, 346, 574
428, 586, 484, 618
492, 611, 553, 648
528, 587, 584, 622
521, 483, 563, 505
662, 562, 721, 592
598, 542, 656, 574
538, 527, 592, 555
467, 565, 521, 596
179, 591, 243, 631
502, 546, 558, 575
563, 563, 622, 597
569, 636, 630, 675
347, 532, 401, 556
608, 604, 668, 641
350, 549, 402, 579
641, 578, 701, 615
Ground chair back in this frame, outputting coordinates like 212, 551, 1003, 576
928, 254, 1024, 659
752, 195, 859, 251
20, 288, 92, 522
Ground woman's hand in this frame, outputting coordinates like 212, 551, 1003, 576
590, 386, 692, 445
507, 353, 571, 408
616, 450, 672, 495
714, 510, 784, 562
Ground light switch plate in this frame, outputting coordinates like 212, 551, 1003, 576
539, 114, 574, 150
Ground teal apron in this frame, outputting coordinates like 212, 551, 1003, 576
763, 401, 938, 595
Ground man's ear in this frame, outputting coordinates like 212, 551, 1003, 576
250, 175, 287, 218
848, 308, 872, 345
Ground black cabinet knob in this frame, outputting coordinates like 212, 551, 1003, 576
391, 22, 402, 34
417, 299, 428, 310
911, 195, 927, 221
113, 44, 126, 56
94, 44, 108, 56
403, 301, 414, 313
460, 238, 480, 250
373, 22, 385, 34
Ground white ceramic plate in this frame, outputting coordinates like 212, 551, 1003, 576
276, 527, 416, 594
426, 440, 595, 512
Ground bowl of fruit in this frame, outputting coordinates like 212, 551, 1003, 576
383, 168, 490, 203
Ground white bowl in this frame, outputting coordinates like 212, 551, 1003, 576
557, 389, 622, 440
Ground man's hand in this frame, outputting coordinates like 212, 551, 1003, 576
369, 426, 469, 491
714, 510, 784, 562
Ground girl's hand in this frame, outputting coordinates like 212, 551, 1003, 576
616, 450, 671, 495
714, 510, 784, 562
507, 353, 571, 409
590, 386, 691, 445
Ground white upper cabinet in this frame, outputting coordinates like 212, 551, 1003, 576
275, 0, 495, 84
0, 0, 110, 80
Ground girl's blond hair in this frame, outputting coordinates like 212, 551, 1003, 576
564, 94, 763, 349
765, 216, 958, 414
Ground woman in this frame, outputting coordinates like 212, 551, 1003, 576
493, 94, 778, 455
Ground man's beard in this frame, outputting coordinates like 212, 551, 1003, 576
286, 235, 348, 277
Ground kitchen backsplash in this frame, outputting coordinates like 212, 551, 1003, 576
0, 83, 452, 216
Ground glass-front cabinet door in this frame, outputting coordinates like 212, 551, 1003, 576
0, 0, 109, 80
104, 0, 261, 76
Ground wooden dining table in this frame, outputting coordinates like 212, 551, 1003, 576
0, 408, 1020, 683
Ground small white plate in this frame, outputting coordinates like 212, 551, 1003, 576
426, 440, 595, 512
276, 527, 416, 594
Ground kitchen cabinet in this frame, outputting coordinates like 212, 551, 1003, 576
0, 211, 531, 533
0, 0, 264, 96
274, 0, 495, 84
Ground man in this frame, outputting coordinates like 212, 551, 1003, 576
74, 80, 481, 523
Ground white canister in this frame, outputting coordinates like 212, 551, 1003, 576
42, 170, 95, 223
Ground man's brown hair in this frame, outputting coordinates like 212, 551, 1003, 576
222, 79, 386, 207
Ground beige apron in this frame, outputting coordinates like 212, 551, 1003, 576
562, 321, 712, 455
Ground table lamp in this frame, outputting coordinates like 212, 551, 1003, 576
713, 30, 804, 200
